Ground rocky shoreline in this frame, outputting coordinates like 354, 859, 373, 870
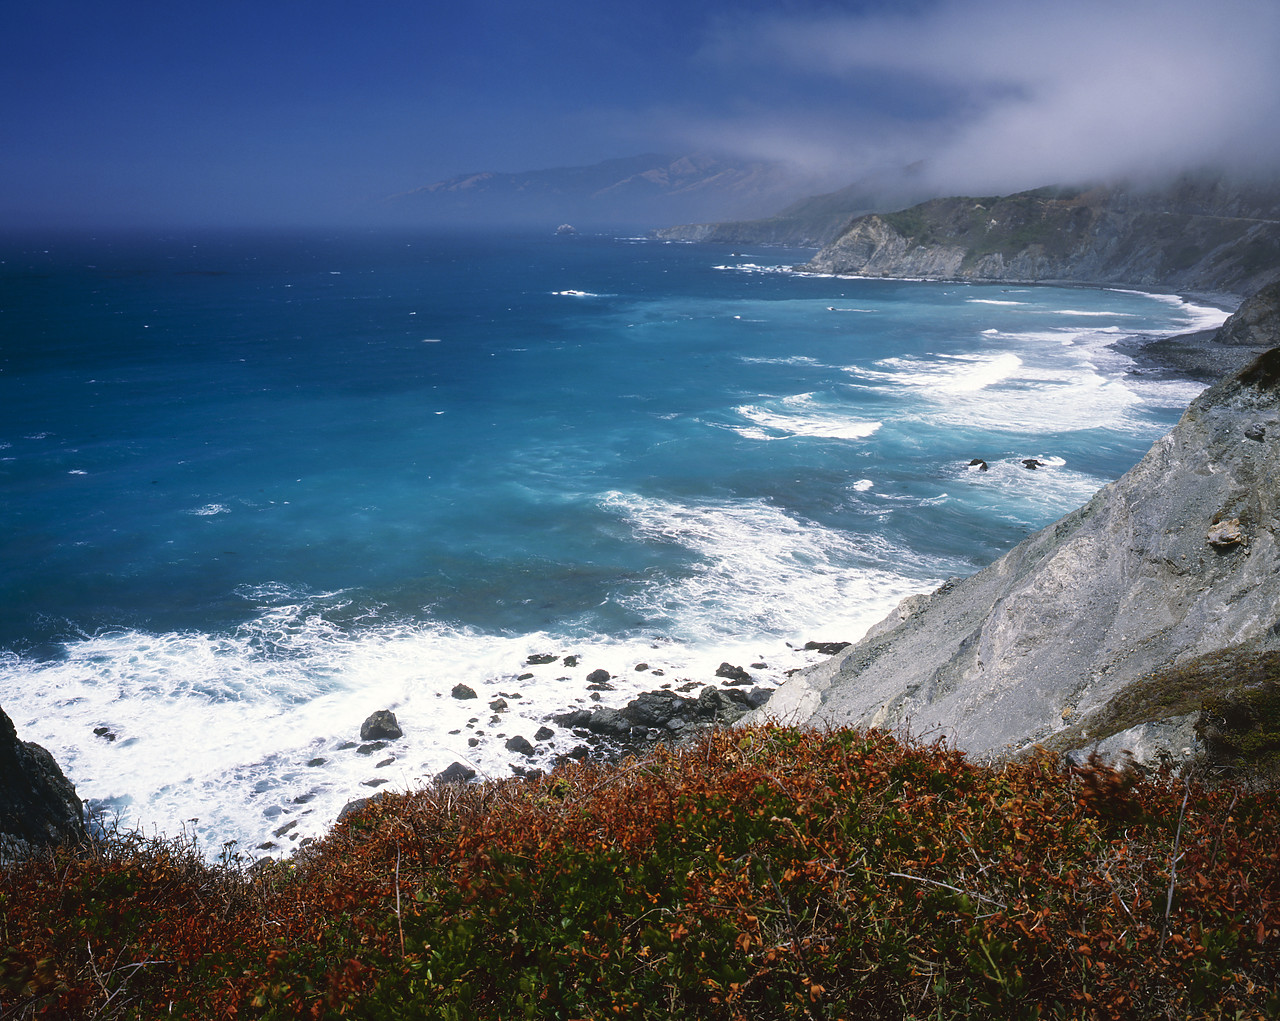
1114, 280, 1280, 382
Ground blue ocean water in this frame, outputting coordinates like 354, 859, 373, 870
0, 230, 1223, 854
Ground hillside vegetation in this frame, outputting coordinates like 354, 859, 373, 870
4, 726, 1278, 1019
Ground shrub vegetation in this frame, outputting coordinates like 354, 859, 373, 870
3, 726, 1278, 1019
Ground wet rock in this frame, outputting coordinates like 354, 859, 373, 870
337, 794, 384, 824
695, 685, 755, 724
585, 668, 611, 684
969, 458, 989, 471
746, 687, 774, 709
1022, 458, 1046, 470
375, 757, 395, 769
804, 641, 851, 656
489, 698, 508, 712
715, 662, 752, 684
434, 761, 476, 784
306, 757, 326, 767
1, 706, 87, 856
534, 726, 555, 741
526, 653, 558, 665
634, 662, 649, 672
362, 778, 389, 788
93, 726, 116, 742
360, 709, 403, 741
273, 820, 298, 838
357, 742, 386, 756
552, 709, 593, 728
452, 683, 478, 700
506, 735, 536, 756
563, 655, 580, 667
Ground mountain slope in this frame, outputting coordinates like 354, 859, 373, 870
803, 177, 1280, 298
652, 166, 933, 247
390, 153, 829, 228
754, 301, 1280, 759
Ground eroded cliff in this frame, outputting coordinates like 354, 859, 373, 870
803, 177, 1280, 298
754, 334, 1280, 760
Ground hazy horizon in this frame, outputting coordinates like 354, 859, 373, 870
5, 0, 1280, 231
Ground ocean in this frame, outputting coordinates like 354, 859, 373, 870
0, 229, 1224, 856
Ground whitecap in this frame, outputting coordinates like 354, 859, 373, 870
733, 396, 883, 441
967, 299, 1026, 306
187, 504, 231, 516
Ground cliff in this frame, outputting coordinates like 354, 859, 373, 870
753, 314, 1280, 762
802, 177, 1280, 299
1, 704, 87, 858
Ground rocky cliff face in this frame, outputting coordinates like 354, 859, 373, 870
1, 705, 87, 858
802, 178, 1280, 298
753, 330, 1280, 761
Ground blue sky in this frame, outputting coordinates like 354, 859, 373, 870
4, 0, 1279, 228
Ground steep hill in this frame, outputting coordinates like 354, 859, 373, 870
652, 167, 932, 247
753, 299, 1280, 762
803, 177, 1280, 298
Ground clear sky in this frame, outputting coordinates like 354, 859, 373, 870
4, 0, 1279, 228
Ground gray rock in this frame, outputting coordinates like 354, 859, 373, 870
750, 343, 1280, 758
451, 684, 478, 700
360, 710, 403, 741
715, 662, 752, 684
434, 761, 476, 784
1, 706, 87, 856
505, 735, 536, 757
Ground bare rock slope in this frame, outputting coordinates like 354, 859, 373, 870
755, 341, 1280, 758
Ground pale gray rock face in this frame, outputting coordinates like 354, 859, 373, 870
753, 346, 1280, 759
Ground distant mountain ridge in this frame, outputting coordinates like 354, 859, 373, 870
390, 153, 835, 228
652, 165, 933, 247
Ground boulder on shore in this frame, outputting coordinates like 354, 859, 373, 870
360, 710, 403, 741
1, 706, 87, 857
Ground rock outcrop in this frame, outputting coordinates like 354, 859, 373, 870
751, 337, 1280, 761
1, 706, 87, 857
801, 177, 1280, 298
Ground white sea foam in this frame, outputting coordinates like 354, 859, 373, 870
1049, 309, 1138, 317
732, 394, 883, 441
739, 354, 829, 367
852, 479, 874, 492
601, 491, 951, 645
0, 492, 951, 859
552, 289, 604, 297
967, 299, 1026, 306
712, 263, 794, 274
187, 504, 231, 516
1110, 290, 1230, 332
852, 352, 1023, 394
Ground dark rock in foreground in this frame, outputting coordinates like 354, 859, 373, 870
1, 706, 87, 857
435, 762, 476, 784
552, 683, 773, 759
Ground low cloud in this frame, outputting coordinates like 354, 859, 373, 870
685, 0, 1280, 194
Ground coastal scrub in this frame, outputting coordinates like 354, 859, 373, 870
3, 726, 1278, 1019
